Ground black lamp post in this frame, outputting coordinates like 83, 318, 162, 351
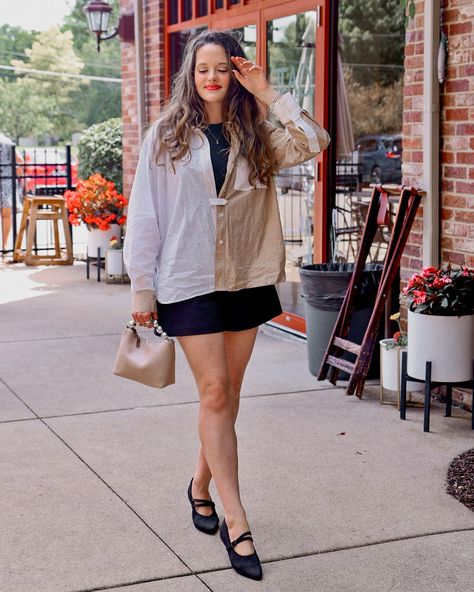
83, 0, 134, 52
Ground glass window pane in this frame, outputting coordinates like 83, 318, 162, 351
183, 0, 192, 21
215, 0, 224, 9
170, 28, 207, 82
366, 139, 378, 151
267, 12, 315, 116
228, 25, 256, 62
169, 0, 178, 24
331, 1, 405, 266
197, 0, 208, 17
266, 11, 317, 317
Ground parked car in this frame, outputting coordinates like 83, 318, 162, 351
354, 134, 402, 184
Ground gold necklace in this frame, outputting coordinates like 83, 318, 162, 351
205, 124, 223, 145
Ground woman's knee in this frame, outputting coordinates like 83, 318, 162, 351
199, 377, 232, 413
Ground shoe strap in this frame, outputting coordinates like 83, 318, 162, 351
191, 498, 215, 509
231, 530, 253, 548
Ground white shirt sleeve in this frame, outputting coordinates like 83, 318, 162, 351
123, 129, 161, 296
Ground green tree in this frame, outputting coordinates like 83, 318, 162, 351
11, 27, 86, 140
70, 37, 122, 127
345, 72, 403, 138
339, 0, 405, 86
78, 118, 123, 192
0, 25, 38, 81
62, 0, 122, 127
0, 79, 55, 143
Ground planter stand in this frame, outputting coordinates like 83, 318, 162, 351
86, 246, 104, 282
400, 350, 474, 432
379, 340, 423, 409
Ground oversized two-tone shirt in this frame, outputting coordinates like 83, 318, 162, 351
123, 92, 330, 313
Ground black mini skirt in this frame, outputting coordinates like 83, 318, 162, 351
156, 285, 282, 336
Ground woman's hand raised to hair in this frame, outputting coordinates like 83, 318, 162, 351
231, 56, 279, 106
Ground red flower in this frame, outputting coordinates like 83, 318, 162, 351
64, 174, 127, 230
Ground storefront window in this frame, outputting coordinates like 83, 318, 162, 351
332, 0, 405, 264
229, 25, 256, 62
197, 0, 208, 17
170, 28, 207, 81
183, 0, 192, 21
169, 1, 178, 25
266, 11, 317, 317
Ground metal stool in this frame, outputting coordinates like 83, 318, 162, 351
13, 195, 73, 265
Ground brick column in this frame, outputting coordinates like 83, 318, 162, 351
401, 0, 474, 411
120, 0, 165, 197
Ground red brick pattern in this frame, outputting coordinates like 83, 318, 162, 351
120, 0, 165, 197
402, 0, 474, 282
402, 0, 473, 409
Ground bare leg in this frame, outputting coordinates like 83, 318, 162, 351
191, 328, 257, 514
179, 328, 258, 555
1, 207, 12, 250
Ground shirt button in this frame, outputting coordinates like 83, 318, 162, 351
218, 240, 224, 245
219, 213, 224, 218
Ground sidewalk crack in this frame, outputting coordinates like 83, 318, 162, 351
0, 376, 209, 588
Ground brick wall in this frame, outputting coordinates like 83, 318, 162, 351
402, 0, 474, 278
402, 0, 474, 410
120, 0, 165, 197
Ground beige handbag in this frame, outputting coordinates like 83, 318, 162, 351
113, 320, 175, 388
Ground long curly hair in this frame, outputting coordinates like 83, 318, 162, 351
152, 30, 277, 187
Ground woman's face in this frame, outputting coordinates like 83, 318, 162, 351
194, 43, 231, 109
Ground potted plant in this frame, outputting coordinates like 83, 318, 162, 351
403, 264, 474, 382
380, 313, 420, 403
64, 173, 127, 257
106, 235, 125, 277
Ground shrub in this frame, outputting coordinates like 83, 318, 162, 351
78, 117, 123, 193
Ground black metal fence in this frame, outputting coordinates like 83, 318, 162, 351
0, 145, 75, 257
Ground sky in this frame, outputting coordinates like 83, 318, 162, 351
0, 0, 73, 31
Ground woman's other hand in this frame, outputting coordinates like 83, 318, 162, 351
231, 56, 278, 105
132, 311, 158, 328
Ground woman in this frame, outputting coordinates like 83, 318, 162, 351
124, 30, 329, 581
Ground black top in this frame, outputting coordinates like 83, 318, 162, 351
203, 123, 230, 196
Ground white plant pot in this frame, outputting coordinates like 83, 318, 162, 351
407, 310, 474, 382
380, 339, 421, 392
106, 248, 124, 275
87, 224, 120, 257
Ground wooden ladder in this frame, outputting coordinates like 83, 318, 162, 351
317, 185, 423, 397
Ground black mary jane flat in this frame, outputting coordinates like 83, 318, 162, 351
220, 518, 263, 581
187, 478, 219, 535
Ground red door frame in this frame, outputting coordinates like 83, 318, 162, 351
163, 0, 332, 334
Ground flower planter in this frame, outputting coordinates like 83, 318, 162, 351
407, 310, 474, 382
106, 248, 124, 276
380, 339, 421, 392
87, 224, 120, 257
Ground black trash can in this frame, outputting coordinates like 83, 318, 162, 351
299, 263, 384, 379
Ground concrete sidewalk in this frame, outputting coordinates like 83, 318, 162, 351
1, 262, 473, 592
